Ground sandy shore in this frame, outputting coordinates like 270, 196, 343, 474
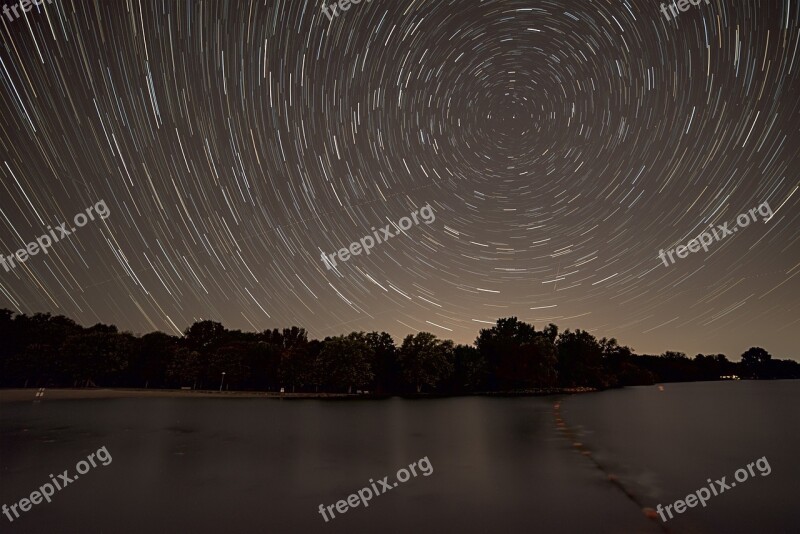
0, 387, 597, 403
0, 388, 356, 403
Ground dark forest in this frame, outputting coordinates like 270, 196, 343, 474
1, 309, 797, 395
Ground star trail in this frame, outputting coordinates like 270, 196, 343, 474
1, 0, 798, 358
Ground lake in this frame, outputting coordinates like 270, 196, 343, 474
1, 380, 797, 533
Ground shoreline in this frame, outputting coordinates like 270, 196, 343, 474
0, 386, 598, 403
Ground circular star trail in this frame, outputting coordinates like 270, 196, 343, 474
1, 0, 798, 358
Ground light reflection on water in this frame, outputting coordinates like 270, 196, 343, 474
1, 381, 796, 533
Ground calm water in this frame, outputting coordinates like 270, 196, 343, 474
1, 381, 797, 533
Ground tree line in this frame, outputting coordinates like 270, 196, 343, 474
0, 309, 797, 394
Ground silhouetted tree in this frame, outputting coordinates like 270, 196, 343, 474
60, 331, 134, 387
452, 344, 487, 392
256, 327, 309, 391
542, 323, 559, 343
167, 348, 203, 389
693, 353, 731, 380
366, 332, 398, 394
318, 334, 373, 393
129, 332, 178, 388
765, 358, 800, 379
278, 343, 314, 392
556, 329, 606, 388
637, 351, 699, 383
741, 347, 772, 379
398, 332, 454, 393
184, 320, 226, 352
210, 343, 251, 390
600, 338, 654, 386
476, 317, 558, 390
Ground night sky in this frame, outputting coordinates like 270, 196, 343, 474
1, 0, 798, 360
